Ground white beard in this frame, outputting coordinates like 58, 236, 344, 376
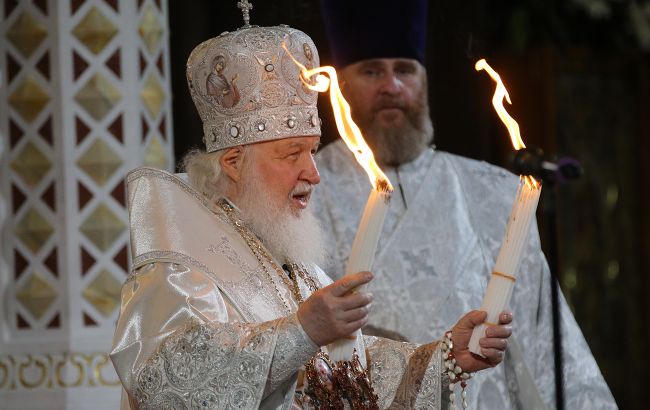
235, 170, 326, 268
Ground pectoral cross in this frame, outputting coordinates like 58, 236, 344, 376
237, 0, 253, 27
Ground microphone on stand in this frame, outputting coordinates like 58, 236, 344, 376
513, 147, 583, 185
511, 146, 582, 410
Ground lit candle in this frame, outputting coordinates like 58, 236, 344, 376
468, 60, 542, 357
345, 180, 391, 283
468, 176, 541, 356
291, 53, 394, 362
326, 179, 391, 362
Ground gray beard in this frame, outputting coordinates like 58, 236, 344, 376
235, 171, 326, 268
355, 103, 434, 167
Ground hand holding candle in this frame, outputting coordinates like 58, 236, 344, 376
468, 60, 542, 357
288, 47, 394, 361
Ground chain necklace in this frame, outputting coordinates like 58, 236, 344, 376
216, 199, 379, 409
217, 198, 318, 312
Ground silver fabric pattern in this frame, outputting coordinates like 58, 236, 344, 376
131, 314, 316, 409
111, 167, 449, 409
364, 336, 444, 409
264, 314, 319, 396
186, 26, 321, 153
133, 319, 274, 409
313, 140, 618, 410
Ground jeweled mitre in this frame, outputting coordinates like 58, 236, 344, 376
187, 25, 321, 153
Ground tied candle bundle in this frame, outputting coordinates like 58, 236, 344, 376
286, 46, 394, 362
468, 60, 542, 357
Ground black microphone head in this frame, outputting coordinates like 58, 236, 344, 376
513, 147, 544, 177
513, 146, 583, 184
556, 157, 583, 182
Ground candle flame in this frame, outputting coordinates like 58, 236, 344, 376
283, 44, 393, 192
475, 59, 525, 150
476, 59, 540, 188
523, 175, 540, 189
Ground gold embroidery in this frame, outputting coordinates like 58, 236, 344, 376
305, 350, 379, 409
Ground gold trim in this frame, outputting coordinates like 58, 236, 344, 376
0, 357, 9, 389
492, 271, 516, 282
9, 356, 17, 389
55, 354, 84, 388
95, 354, 121, 386
0, 352, 118, 390
45, 355, 54, 388
83, 354, 96, 387
18, 355, 48, 389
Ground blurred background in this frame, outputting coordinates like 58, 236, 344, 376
169, 1, 650, 408
1, 0, 648, 408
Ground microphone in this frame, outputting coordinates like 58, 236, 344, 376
513, 147, 583, 184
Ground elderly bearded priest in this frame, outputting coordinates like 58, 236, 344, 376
109, 15, 514, 410
312, 0, 617, 409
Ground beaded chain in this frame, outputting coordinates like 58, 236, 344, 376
218, 198, 379, 409
217, 199, 318, 311
441, 331, 472, 409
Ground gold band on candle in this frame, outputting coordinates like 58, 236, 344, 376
492, 271, 516, 282
484, 321, 497, 326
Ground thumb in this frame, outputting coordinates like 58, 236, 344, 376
330, 271, 373, 296
456, 310, 487, 331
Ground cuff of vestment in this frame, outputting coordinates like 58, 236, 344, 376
293, 312, 320, 349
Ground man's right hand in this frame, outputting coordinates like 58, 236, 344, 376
297, 271, 374, 346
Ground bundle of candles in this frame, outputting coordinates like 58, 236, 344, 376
289, 52, 394, 362
468, 59, 542, 356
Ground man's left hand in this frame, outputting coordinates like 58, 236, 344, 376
450, 310, 513, 373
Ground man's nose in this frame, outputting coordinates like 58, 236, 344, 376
302, 156, 321, 185
378, 73, 402, 95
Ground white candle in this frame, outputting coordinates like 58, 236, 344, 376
288, 59, 395, 362
469, 176, 541, 356
345, 183, 391, 281
328, 184, 391, 362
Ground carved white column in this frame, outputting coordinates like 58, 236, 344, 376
0, 0, 173, 408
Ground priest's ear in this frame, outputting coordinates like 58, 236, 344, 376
220, 145, 247, 182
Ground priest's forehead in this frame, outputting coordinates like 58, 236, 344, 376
352, 58, 421, 71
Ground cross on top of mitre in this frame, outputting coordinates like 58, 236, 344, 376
237, 0, 253, 27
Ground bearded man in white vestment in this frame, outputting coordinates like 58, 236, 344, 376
313, 0, 617, 409
109, 17, 515, 410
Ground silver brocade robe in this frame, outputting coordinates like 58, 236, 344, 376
110, 167, 448, 409
313, 141, 617, 410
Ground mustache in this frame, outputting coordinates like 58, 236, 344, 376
371, 97, 408, 112
290, 183, 313, 197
